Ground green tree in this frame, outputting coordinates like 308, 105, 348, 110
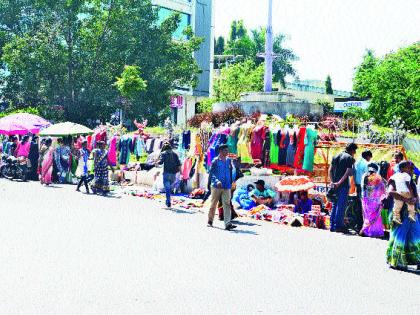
213, 60, 264, 102
224, 23, 298, 87
325, 75, 333, 94
115, 66, 147, 99
353, 43, 420, 130
353, 49, 378, 98
214, 36, 225, 55
0, 0, 202, 125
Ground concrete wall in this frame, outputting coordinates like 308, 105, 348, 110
213, 101, 324, 119
193, 0, 213, 97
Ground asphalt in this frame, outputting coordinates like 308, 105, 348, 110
0, 179, 419, 314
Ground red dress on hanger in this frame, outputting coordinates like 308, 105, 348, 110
250, 125, 266, 160
294, 127, 307, 169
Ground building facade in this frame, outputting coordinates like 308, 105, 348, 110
152, 0, 214, 125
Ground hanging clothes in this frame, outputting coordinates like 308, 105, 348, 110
250, 125, 265, 160
145, 138, 155, 154
108, 135, 118, 167
269, 128, 280, 165
118, 135, 132, 165
182, 130, 191, 150
133, 135, 145, 159
286, 131, 297, 167
302, 128, 318, 172
237, 124, 253, 164
227, 125, 239, 155
278, 129, 290, 166
294, 127, 307, 169
262, 127, 271, 167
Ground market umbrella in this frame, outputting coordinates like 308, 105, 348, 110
0, 113, 51, 135
39, 122, 93, 137
275, 176, 315, 193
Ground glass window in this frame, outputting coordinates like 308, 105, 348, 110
157, 7, 191, 40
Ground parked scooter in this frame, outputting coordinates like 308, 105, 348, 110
0, 154, 29, 181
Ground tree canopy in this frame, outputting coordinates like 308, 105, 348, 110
220, 20, 298, 86
213, 60, 264, 102
0, 0, 203, 125
353, 44, 420, 131
325, 75, 333, 94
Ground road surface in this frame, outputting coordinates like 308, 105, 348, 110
0, 179, 418, 314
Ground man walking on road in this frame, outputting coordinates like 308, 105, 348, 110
329, 142, 358, 233
208, 144, 237, 230
158, 142, 181, 209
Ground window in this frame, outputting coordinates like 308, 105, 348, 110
157, 7, 191, 40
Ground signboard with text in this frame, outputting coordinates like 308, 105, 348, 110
334, 99, 370, 113
170, 95, 184, 109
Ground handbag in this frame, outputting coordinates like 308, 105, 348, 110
326, 187, 337, 202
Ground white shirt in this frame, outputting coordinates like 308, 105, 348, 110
390, 172, 411, 193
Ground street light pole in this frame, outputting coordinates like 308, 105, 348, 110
264, 0, 274, 92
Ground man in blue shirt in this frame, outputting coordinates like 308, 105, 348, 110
208, 144, 236, 230
354, 150, 372, 198
250, 180, 276, 208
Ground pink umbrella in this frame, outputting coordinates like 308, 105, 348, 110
0, 113, 51, 135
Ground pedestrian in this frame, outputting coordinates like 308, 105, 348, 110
354, 150, 372, 198
54, 138, 71, 184
359, 163, 386, 237
158, 142, 181, 209
76, 140, 93, 194
39, 138, 54, 186
207, 144, 237, 230
329, 142, 358, 233
390, 161, 417, 223
386, 161, 420, 271
28, 136, 40, 180
91, 141, 113, 196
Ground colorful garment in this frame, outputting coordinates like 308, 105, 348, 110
360, 172, 386, 237
278, 130, 290, 166
40, 146, 54, 185
286, 132, 297, 167
227, 126, 239, 155
294, 127, 306, 169
269, 129, 280, 165
237, 125, 253, 164
302, 128, 317, 172
250, 125, 265, 160
15, 141, 31, 157
387, 208, 420, 268
108, 136, 118, 166
92, 148, 110, 193
118, 136, 132, 165
54, 145, 71, 183
75, 148, 90, 178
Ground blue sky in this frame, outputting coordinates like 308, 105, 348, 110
214, 0, 420, 91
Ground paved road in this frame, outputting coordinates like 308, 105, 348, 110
0, 179, 419, 314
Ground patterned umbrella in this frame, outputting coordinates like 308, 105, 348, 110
0, 113, 51, 135
275, 176, 315, 192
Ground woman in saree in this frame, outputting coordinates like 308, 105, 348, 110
91, 141, 113, 196
359, 163, 387, 237
386, 161, 420, 271
39, 138, 54, 186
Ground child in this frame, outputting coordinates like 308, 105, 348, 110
390, 161, 416, 224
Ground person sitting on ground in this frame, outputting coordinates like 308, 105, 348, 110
390, 161, 417, 223
250, 180, 276, 208
294, 191, 313, 214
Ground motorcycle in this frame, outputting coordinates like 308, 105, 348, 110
0, 154, 30, 181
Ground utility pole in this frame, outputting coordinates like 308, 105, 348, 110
264, 0, 274, 92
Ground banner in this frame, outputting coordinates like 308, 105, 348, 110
334, 100, 370, 113
170, 96, 184, 109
